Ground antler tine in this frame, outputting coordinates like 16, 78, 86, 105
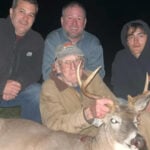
77, 62, 101, 100
77, 62, 116, 112
128, 73, 149, 108
77, 61, 82, 87
143, 72, 149, 93
82, 66, 101, 89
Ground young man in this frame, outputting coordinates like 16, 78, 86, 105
0, 0, 44, 122
111, 20, 150, 99
42, 1, 105, 80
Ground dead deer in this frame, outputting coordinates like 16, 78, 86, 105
0, 66, 149, 150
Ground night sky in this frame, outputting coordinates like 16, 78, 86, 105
0, 0, 150, 85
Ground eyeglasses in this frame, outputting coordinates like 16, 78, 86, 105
59, 57, 83, 67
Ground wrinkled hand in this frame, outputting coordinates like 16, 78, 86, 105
2, 80, 21, 101
84, 98, 113, 121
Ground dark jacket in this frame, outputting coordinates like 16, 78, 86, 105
0, 17, 44, 94
111, 20, 150, 99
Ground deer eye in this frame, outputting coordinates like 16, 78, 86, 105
111, 118, 118, 124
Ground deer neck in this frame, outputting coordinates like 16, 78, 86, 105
91, 125, 115, 150
91, 125, 134, 150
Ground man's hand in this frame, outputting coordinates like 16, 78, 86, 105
84, 98, 113, 121
2, 80, 21, 101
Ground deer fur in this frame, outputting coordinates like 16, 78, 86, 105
0, 67, 149, 150
0, 92, 148, 150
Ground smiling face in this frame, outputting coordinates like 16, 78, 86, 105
55, 55, 84, 86
10, 0, 37, 36
127, 27, 148, 58
61, 5, 87, 43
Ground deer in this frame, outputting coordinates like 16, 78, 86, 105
0, 65, 149, 150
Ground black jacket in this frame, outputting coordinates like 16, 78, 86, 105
0, 17, 44, 94
111, 20, 150, 99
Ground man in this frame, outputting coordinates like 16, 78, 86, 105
111, 20, 150, 99
42, 1, 105, 80
40, 43, 115, 136
0, 0, 44, 122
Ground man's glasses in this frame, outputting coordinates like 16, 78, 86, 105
59, 57, 84, 67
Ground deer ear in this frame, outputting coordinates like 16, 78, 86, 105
131, 94, 150, 112
127, 95, 133, 100
127, 95, 134, 107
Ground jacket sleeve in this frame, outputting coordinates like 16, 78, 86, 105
40, 80, 91, 134
81, 36, 105, 79
42, 38, 56, 80
90, 41, 105, 78
42, 32, 61, 81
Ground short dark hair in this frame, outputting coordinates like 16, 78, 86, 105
12, 0, 38, 12
126, 22, 146, 37
62, 1, 86, 18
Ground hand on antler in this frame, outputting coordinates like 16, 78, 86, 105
84, 98, 113, 121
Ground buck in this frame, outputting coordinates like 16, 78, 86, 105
0, 66, 149, 150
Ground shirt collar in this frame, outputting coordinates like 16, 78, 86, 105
62, 28, 85, 43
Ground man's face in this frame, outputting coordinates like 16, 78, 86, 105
61, 5, 86, 40
10, 0, 37, 36
127, 27, 148, 58
57, 55, 83, 85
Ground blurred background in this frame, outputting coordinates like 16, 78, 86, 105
0, 0, 150, 87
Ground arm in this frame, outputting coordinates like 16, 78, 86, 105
92, 43, 105, 78
42, 38, 56, 80
80, 34, 105, 78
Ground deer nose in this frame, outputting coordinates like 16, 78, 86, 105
130, 134, 147, 150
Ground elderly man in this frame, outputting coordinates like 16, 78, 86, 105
40, 43, 150, 149
40, 42, 116, 136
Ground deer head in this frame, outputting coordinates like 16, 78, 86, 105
77, 63, 149, 150
127, 73, 150, 113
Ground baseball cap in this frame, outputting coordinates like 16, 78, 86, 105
55, 42, 84, 59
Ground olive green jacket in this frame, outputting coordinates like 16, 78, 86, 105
40, 71, 116, 136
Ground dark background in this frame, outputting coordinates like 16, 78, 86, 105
0, 0, 150, 87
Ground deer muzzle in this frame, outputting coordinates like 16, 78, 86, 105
130, 134, 147, 150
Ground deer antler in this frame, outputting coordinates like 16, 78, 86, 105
143, 73, 149, 93
77, 62, 117, 112
77, 62, 101, 100
128, 73, 150, 107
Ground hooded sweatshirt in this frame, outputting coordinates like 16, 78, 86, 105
111, 20, 150, 99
